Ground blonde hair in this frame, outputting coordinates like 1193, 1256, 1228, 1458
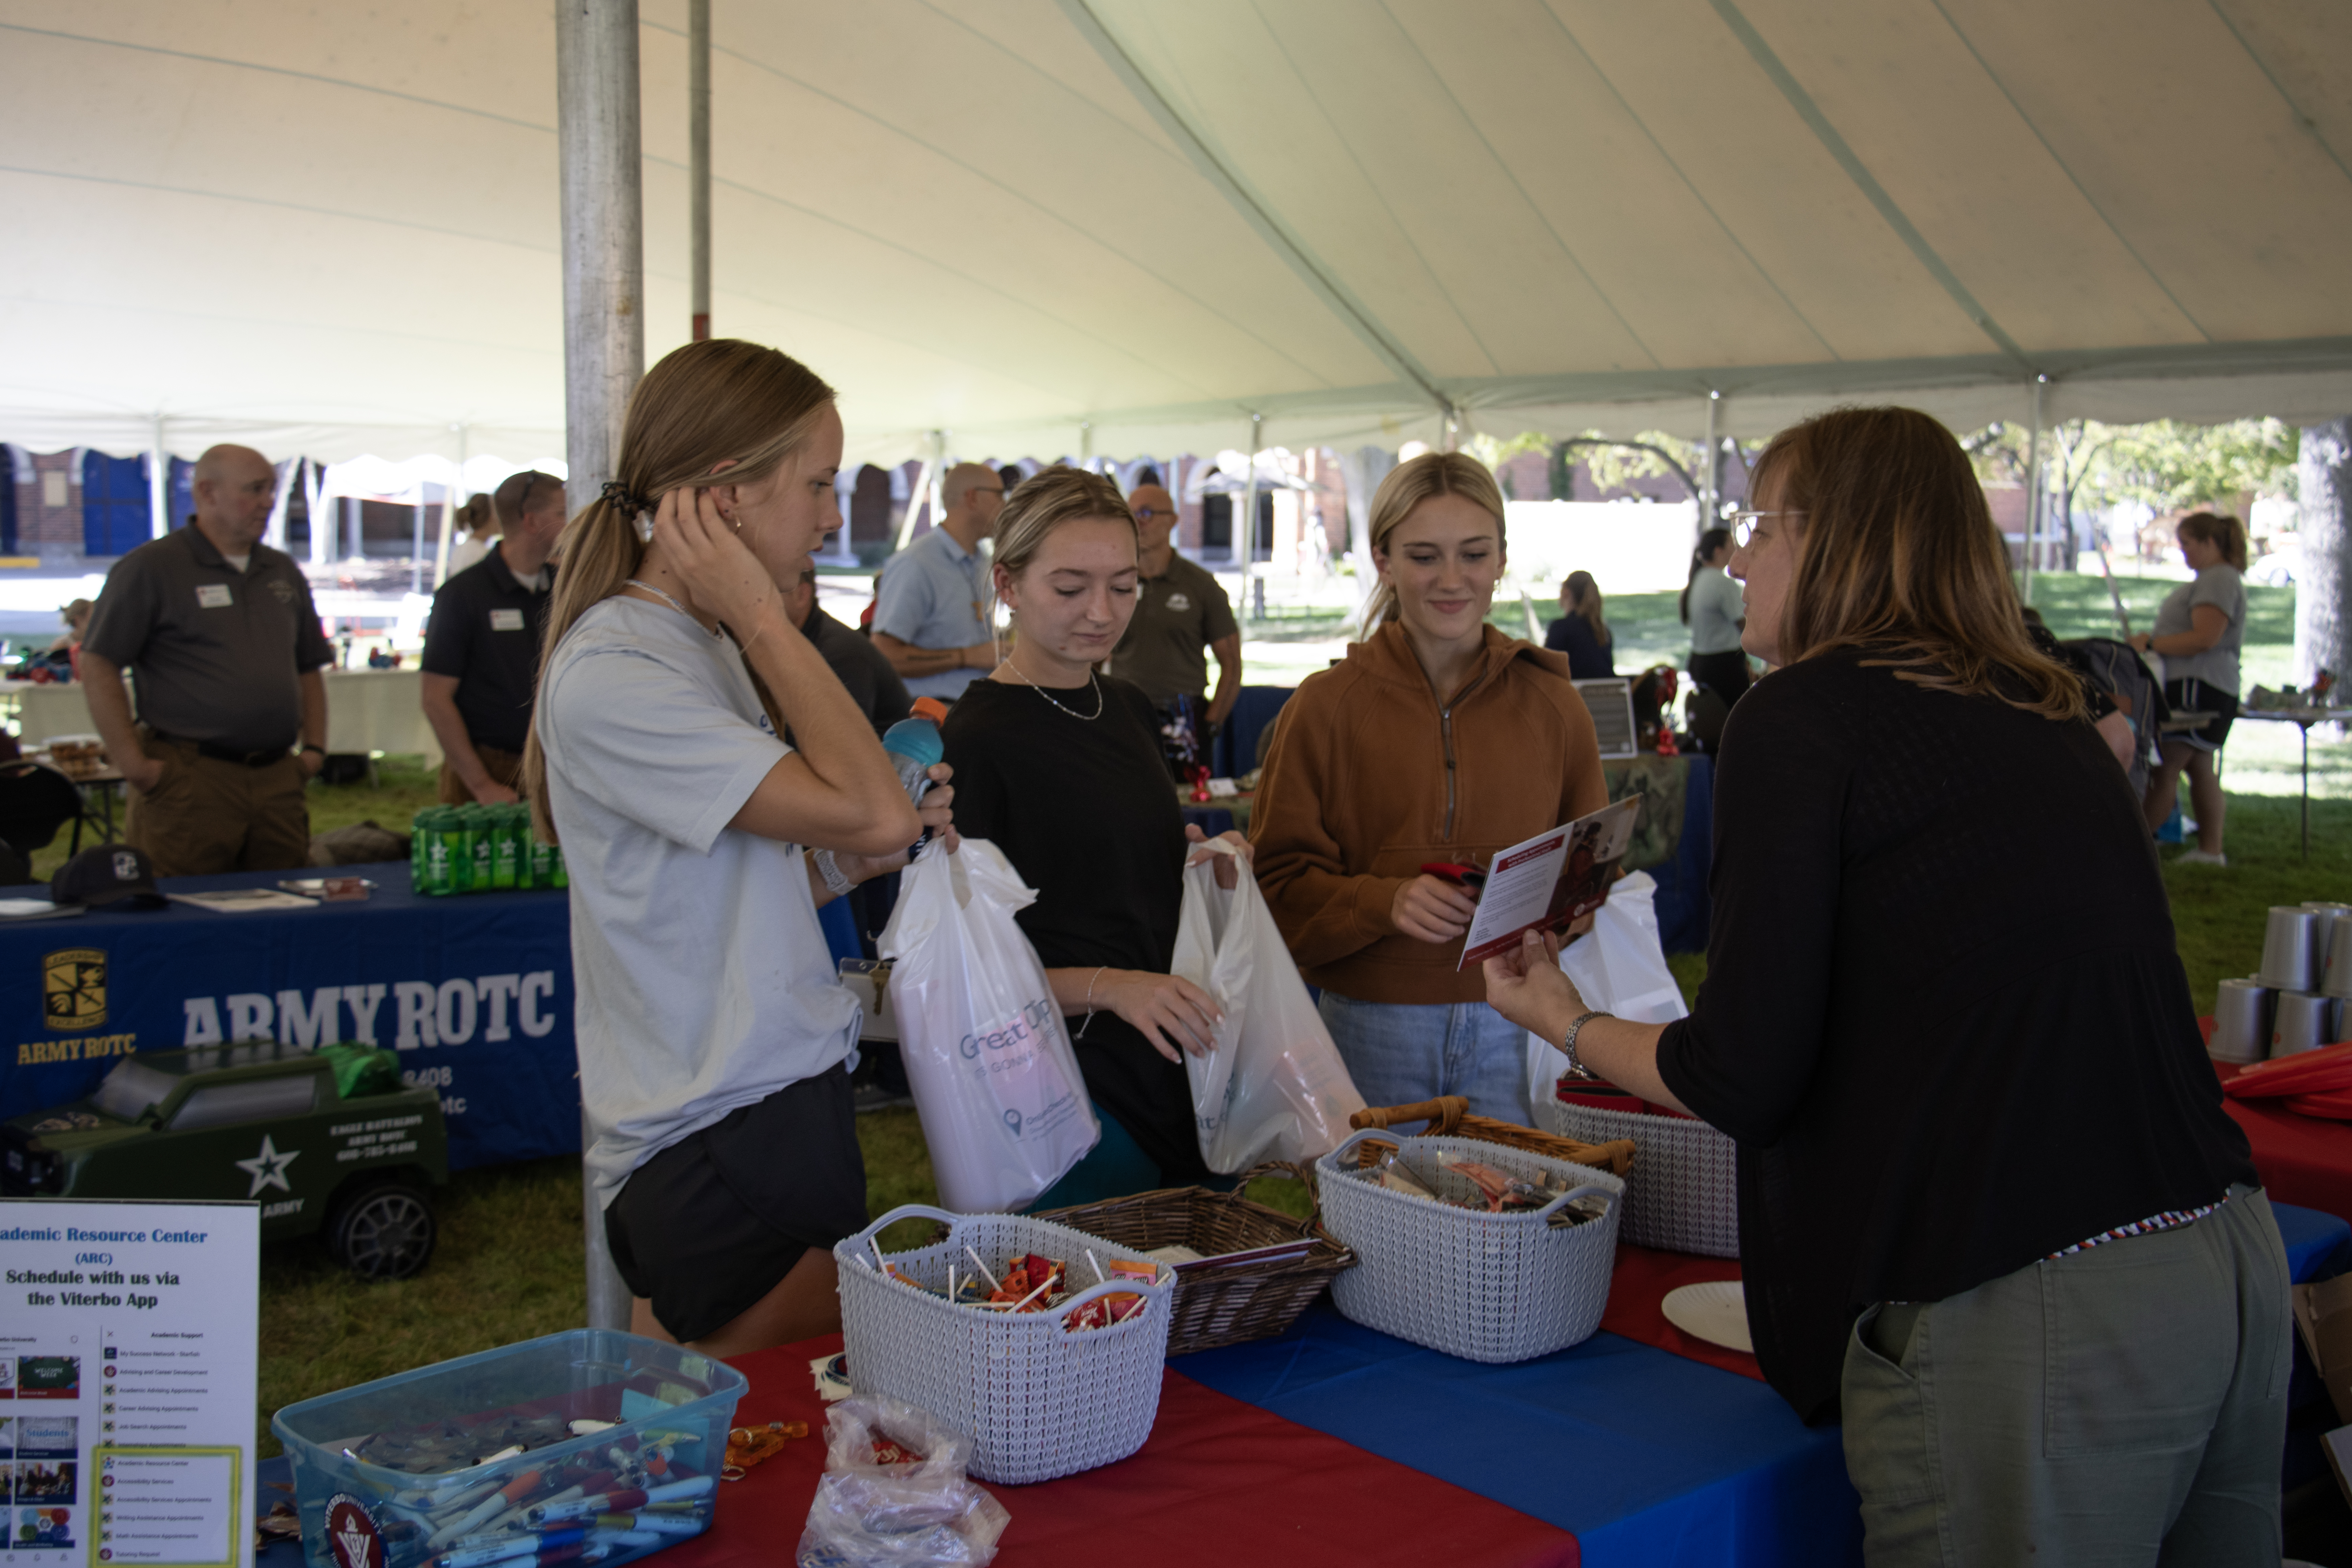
1362, 452, 1508, 636
990, 465, 1135, 585
521, 339, 837, 841
1755, 406, 2083, 721
1563, 570, 1610, 647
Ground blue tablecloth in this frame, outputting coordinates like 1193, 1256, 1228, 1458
2, 861, 577, 1170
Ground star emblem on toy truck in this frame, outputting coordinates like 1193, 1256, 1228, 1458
235, 1134, 300, 1196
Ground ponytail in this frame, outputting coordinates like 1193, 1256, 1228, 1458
519, 338, 838, 844
1565, 570, 1609, 648
1680, 526, 1733, 624
2177, 510, 2249, 572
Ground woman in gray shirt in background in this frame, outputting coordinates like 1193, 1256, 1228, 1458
1682, 527, 1749, 705
2134, 511, 2248, 865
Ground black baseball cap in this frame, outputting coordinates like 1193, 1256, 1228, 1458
51, 844, 166, 909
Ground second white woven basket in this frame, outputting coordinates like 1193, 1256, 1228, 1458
836, 1205, 1176, 1485
1315, 1130, 1624, 1364
1539, 1096, 1740, 1258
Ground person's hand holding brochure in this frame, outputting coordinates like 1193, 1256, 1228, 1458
1454, 796, 1641, 968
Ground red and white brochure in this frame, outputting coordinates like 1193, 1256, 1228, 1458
1455, 796, 1642, 968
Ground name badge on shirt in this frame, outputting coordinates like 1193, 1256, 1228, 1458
489, 608, 526, 631
195, 584, 233, 608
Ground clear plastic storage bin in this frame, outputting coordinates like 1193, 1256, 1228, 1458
271, 1330, 745, 1568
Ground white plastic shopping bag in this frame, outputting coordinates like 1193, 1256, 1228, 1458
1523, 872, 1689, 1117
1171, 839, 1366, 1173
876, 837, 1098, 1211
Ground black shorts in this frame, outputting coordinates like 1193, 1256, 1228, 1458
604, 1063, 867, 1343
2162, 678, 2238, 752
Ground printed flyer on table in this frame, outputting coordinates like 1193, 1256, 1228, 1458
0, 1201, 258, 1568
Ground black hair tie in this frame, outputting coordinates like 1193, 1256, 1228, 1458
600, 480, 652, 513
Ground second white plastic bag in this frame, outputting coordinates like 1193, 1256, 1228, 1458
1171, 839, 1366, 1173
1523, 871, 1688, 1116
877, 837, 1098, 1211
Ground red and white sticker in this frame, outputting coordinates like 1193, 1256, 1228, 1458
327, 1495, 383, 1568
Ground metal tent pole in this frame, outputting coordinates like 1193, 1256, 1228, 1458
2023, 376, 2044, 605
149, 417, 168, 538
689, 0, 710, 342
1244, 413, 1263, 621
557, 0, 645, 1337
1702, 391, 1719, 539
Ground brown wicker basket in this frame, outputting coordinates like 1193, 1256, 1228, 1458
1033, 1161, 1356, 1356
1349, 1097, 1636, 1177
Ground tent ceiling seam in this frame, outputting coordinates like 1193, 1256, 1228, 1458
1705, 0, 2033, 370
1248, 0, 1502, 378
647, 22, 1332, 393
1535, 3, 1838, 364
1925, 0, 2209, 344
0, 21, 553, 137
1056, 0, 1454, 416
1368, 0, 1658, 371
2204, 0, 2352, 191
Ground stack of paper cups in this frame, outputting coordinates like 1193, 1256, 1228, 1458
2210, 978, 2274, 1064
2312, 906, 2352, 999
2270, 990, 2341, 1059
2259, 906, 2325, 992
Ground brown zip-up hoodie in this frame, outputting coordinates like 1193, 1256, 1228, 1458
1251, 622, 1609, 1005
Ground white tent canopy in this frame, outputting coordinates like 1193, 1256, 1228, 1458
4, 0, 2350, 469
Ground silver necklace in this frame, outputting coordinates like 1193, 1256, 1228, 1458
623, 578, 719, 637
1003, 655, 1105, 720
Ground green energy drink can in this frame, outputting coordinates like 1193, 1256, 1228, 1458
491, 805, 523, 889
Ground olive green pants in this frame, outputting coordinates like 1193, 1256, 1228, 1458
1841, 1184, 2289, 1567
124, 735, 311, 877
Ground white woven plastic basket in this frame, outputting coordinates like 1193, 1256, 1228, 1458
835, 1204, 1176, 1485
1538, 1097, 1739, 1258
1314, 1130, 1624, 1364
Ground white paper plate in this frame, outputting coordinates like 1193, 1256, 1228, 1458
1661, 1280, 1752, 1353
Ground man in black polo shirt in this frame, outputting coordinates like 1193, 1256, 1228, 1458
421, 469, 563, 803
785, 561, 911, 738
81, 444, 335, 877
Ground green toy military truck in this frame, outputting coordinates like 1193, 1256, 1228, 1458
1, 1040, 448, 1279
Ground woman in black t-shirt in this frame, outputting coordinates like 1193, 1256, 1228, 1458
942, 466, 1243, 1188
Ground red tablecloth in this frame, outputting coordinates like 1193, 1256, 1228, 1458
1600, 1242, 1760, 1381
2215, 1057, 2352, 1222
665, 1336, 1579, 1568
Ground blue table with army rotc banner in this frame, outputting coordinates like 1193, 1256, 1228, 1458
3, 862, 578, 1170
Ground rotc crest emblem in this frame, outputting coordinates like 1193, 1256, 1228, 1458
44, 947, 106, 1030
327, 1496, 382, 1568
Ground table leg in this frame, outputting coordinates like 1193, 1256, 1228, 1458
2304, 723, 2312, 863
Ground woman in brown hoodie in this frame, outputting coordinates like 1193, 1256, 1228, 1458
1250, 452, 1606, 1123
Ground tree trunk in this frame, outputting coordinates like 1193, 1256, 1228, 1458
2296, 418, 2352, 687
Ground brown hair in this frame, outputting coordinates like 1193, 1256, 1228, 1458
2176, 510, 2248, 571
1563, 570, 1610, 647
458, 493, 497, 536
1752, 406, 2083, 721
990, 465, 1135, 587
1362, 452, 1508, 636
521, 339, 837, 840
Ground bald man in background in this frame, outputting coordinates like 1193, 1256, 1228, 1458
81, 444, 334, 875
1107, 481, 1240, 734
871, 461, 1004, 701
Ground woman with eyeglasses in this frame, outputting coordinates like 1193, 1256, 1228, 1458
1251, 451, 1607, 1123
1483, 408, 2279, 1564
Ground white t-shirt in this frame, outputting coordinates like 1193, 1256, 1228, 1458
1687, 567, 1745, 656
537, 595, 860, 1209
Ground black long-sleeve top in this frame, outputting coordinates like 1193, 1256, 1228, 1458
1655, 648, 2255, 1424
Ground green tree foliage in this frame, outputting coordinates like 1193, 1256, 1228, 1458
1961, 416, 2298, 515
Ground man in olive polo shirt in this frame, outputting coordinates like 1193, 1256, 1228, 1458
1106, 481, 1240, 745
420, 469, 564, 803
81, 444, 335, 877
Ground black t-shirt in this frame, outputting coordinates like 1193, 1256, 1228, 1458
1655, 648, 2255, 1424
942, 675, 1207, 1183
800, 606, 913, 736
421, 545, 552, 753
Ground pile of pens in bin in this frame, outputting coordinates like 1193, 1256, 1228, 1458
323, 1411, 714, 1568
874, 1241, 1158, 1331
1362, 1147, 1611, 1225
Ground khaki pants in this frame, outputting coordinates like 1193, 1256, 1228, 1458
1841, 1184, 2290, 1567
123, 735, 311, 878
437, 741, 523, 805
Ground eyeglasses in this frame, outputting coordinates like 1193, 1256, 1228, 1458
1730, 510, 1802, 548
1132, 507, 1175, 522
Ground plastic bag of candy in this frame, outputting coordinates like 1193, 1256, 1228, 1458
795, 1395, 1008, 1567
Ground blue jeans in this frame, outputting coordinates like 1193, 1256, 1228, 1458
1317, 991, 1531, 1125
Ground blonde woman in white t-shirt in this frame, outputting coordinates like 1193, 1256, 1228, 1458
528, 339, 956, 1356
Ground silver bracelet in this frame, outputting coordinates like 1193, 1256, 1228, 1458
1076, 965, 1107, 1041
812, 848, 853, 898
1561, 1008, 1611, 1080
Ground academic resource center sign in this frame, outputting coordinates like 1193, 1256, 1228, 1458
5, 875, 580, 1170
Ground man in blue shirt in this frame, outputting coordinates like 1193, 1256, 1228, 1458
870, 463, 1003, 700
